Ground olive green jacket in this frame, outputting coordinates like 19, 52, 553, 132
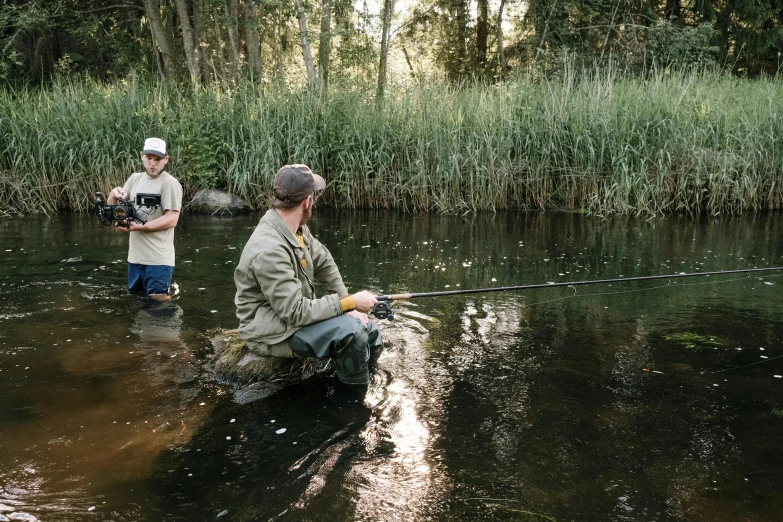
234, 209, 349, 347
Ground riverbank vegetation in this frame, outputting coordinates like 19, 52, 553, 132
1, 0, 781, 216
2, 68, 781, 216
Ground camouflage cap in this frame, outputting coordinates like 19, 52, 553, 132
273, 164, 326, 203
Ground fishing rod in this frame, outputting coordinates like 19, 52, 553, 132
369, 266, 783, 320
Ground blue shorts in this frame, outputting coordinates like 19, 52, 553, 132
127, 263, 174, 295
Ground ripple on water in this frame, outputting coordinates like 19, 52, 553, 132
0, 463, 96, 522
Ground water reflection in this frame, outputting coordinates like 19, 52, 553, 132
0, 254, 211, 520
345, 316, 447, 521
2, 212, 783, 521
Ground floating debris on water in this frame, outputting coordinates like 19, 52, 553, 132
276, 428, 286, 434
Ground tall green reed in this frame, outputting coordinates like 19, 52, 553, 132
1, 67, 781, 216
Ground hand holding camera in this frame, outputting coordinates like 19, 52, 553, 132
110, 188, 127, 201
95, 191, 161, 228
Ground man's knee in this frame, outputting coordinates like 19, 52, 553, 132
333, 317, 369, 358
289, 315, 366, 359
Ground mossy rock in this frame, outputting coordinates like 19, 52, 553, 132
187, 189, 251, 214
207, 329, 331, 387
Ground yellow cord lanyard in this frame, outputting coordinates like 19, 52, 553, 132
296, 232, 306, 270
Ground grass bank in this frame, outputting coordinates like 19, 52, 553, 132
1, 68, 781, 216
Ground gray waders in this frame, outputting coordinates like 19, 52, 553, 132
289, 315, 383, 385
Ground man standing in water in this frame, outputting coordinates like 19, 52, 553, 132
107, 138, 183, 301
234, 164, 383, 385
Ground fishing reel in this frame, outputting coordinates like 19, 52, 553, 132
371, 301, 394, 321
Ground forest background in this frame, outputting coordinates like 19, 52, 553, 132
1, 0, 782, 216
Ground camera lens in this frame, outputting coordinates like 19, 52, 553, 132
113, 207, 127, 219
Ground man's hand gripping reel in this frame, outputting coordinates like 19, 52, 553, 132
371, 301, 395, 321
370, 294, 412, 321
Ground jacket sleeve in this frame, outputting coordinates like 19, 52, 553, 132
309, 235, 349, 297
252, 247, 342, 327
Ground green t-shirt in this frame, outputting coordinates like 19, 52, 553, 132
122, 171, 183, 266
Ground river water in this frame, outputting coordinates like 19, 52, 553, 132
1, 211, 783, 522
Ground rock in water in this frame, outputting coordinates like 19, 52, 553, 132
206, 329, 331, 387
187, 189, 251, 215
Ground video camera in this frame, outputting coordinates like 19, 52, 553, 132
95, 191, 161, 227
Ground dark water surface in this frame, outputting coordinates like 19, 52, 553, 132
2, 211, 783, 522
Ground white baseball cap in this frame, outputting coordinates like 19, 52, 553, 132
142, 138, 167, 158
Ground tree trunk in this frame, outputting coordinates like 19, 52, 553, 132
376, 0, 394, 103
665, 0, 682, 21
276, 15, 285, 81
318, 0, 332, 91
143, 0, 177, 79
497, 0, 505, 79
401, 43, 416, 79
163, 0, 178, 69
174, 0, 201, 85
292, 0, 317, 86
455, 0, 469, 78
147, 21, 165, 78
212, 6, 228, 81
244, 0, 263, 78
476, 0, 488, 70
224, 0, 242, 79
532, 0, 557, 68
191, 0, 208, 83
166, 0, 176, 38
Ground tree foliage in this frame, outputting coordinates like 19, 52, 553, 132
0, 0, 781, 87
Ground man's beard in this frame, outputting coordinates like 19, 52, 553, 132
299, 204, 312, 227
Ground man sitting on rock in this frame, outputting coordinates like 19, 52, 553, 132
234, 164, 382, 385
